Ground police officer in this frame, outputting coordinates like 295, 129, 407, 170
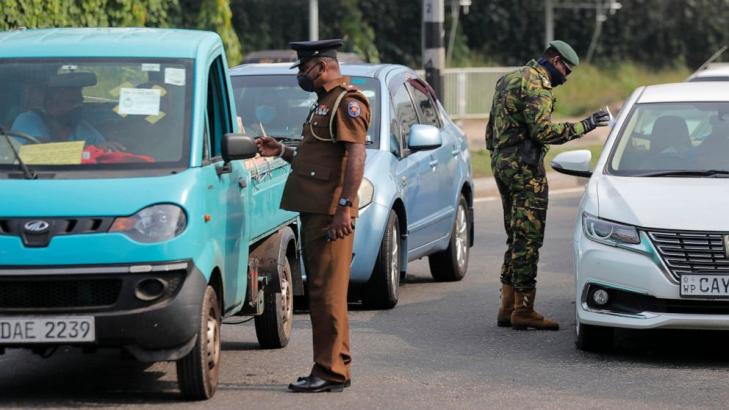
255, 39, 369, 392
485, 40, 609, 330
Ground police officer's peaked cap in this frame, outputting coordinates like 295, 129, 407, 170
547, 40, 580, 67
289, 39, 343, 68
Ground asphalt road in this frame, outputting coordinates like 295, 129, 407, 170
2, 191, 729, 409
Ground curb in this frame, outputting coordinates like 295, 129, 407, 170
473, 172, 587, 199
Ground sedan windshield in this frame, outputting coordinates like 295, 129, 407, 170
0, 58, 192, 174
231, 74, 380, 145
608, 102, 729, 176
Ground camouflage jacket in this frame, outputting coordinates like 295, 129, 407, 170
485, 60, 586, 154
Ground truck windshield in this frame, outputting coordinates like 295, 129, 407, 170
231, 74, 380, 145
0, 58, 192, 174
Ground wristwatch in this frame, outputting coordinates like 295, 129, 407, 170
338, 197, 353, 207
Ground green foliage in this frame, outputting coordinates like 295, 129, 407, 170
552, 63, 691, 117
0, 0, 243, 66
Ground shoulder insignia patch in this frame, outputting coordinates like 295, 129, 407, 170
347, 101, 361, 118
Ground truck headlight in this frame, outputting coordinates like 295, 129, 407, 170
110, 204, 187, 243
358, 177, 374, 209
582, 213, 640, 246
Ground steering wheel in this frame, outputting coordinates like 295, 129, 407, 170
4, 130, 41, 144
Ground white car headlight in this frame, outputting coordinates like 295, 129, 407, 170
582, 212, 640, 246
110, 204, 187, 243
358, 177, 374, 209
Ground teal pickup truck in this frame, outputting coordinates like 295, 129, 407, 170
0, 28, 302, 399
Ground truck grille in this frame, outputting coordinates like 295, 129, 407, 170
0, 278, 122, 310
647, 230, 729, 280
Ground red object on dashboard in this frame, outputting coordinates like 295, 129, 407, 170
81, 146, 155, 164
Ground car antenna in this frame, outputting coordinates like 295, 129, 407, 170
0, 126, 37, 180
696, 45, 728, 73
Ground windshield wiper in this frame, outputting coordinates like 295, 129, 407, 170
0, 126, 36, 180
635, 170, 729, 178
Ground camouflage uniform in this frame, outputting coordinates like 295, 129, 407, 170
485, 59, 587, 291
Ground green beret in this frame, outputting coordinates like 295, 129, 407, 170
547, 40, 579, 67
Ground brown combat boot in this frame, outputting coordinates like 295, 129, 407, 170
511, 289, 559, 331
497, 283, 515, 327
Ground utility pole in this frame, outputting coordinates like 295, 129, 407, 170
545, 0, 554, 49
423, 0, 445, 98
309, 0, 319, 41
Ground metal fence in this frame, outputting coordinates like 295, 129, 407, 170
418, 67, 518, 120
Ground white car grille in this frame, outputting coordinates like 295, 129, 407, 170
647, 230, 729, 280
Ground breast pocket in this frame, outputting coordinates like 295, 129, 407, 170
293, 162, 333, 181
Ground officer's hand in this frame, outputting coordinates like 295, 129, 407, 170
329, 207, 354, 241
581, 109, 610, 133
255, 136, 282, 157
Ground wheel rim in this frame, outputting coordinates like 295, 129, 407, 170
390, 224, 400, 296
280, 262, 293, 332
455, 204, 468, 270
205, 305, 220, 371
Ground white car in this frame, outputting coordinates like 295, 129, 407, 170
687, 63, 729, 82
552, 82, 729, 352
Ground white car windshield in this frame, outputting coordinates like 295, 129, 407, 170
0, 58, 192, 171
608, 102, 729, 176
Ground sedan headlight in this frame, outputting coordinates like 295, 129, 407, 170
110, 204, 187, 243
358, 177, 374, 209
582, 212, 640, 246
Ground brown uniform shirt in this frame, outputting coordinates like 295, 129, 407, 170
280, 76, 371, 217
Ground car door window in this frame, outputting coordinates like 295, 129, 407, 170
206, 56, 233, 158
407, 80, 441, 128
391, 82, 418, 151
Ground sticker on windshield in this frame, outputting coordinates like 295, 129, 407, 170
118, 88, 161, 116
164, 68, 186, 86
142, 63, 160, 72
19, 141, 84, 165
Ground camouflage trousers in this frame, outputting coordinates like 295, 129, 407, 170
492, 152, 548, 291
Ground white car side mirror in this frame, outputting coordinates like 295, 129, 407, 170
551, 149, 592, 177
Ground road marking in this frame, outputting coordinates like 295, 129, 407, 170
474, 186, 585, 203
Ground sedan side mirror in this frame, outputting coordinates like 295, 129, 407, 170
222, 133, 258, 162
551, 149, 593, 177
407, 124, 442, 152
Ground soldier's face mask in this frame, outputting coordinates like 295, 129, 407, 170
538, 58, 567, 87
297, 61, 321, 92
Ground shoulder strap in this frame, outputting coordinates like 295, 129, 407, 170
328, 89, 350, 140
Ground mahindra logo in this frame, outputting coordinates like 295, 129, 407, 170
23, 220, 50, 233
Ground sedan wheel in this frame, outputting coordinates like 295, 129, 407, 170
363, 210, 400, 309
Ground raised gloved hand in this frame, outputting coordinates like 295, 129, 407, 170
581, 109, 610, 133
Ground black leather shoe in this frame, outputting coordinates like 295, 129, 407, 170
288, 375, 351, 393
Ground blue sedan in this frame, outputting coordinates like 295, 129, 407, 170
230, 63, 474, 309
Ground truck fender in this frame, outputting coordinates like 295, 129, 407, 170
249, 226, 297, 294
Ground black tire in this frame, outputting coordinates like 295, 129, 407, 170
429, 195, 470, 282
254, 255, 294, 348
362, 210, 400, 309
176, 285, 221, 400
575, 319, 614, 352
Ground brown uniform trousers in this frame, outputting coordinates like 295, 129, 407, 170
280, 76, 370, 383
300, 213, 354, 382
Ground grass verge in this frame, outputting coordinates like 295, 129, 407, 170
471, 143, 604, 179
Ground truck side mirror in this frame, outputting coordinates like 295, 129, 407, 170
222, 133, 258, 162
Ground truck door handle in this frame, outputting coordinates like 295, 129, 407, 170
451, 147, 460, 156
429, 159, 439, 167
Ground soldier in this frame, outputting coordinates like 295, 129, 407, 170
255, 39, 369, 392
485, 40, 609, 330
